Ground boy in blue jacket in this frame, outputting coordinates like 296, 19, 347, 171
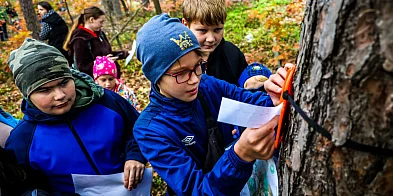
5, 38, 146, 194
134, 14, 286, 195
181, 0, 275, 90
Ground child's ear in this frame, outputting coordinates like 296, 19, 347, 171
181, 18, 188, 26
89, 17, 94, 23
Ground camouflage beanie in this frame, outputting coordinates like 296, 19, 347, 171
7, 38, 73, 98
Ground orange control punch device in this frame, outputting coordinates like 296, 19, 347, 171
274, 66, 296, 149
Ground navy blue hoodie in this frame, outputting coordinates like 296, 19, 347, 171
5, 73, 146, 194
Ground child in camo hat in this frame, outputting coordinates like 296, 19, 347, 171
6, 38, 147, 194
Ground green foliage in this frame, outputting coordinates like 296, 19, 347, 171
225, 0, 304, 69
151, 173, 167, 195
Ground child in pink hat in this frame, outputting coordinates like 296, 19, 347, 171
93, 56, 140, 110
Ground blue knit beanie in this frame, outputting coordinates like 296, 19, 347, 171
136, 13, 200, 84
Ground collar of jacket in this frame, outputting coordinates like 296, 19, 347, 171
207, 38, 226, 61
149, 84, 199, 114
42, 9, 55, 20
77, 25, 98, 38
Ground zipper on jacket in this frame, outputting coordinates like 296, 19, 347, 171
192, 106, 207, 141
66, 120, 101, 175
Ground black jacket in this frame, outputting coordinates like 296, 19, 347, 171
206, 38, 248, 86
0, 147, 50, 195
67, 27, 127, 78
41, 12, 71, 64
42, 12, 68, 50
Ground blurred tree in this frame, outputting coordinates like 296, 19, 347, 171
152, 0, 161, 15
18, 0, 39, 39
102, 0, 122, 17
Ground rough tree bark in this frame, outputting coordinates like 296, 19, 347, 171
279, 0, 393, 195
19, 0, 40, 39
102, 0, 123, 18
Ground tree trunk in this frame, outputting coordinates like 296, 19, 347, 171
279, 0, 393, 195
19, 0, 40, 39
152, 0, 162, 15
102, 0, 123, 18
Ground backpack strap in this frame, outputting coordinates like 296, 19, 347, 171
166, 93, 225, 196
197, 93, 225, 173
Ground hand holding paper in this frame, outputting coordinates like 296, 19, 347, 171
217, 98, 282, 161
217, 98, 282, 128
234, 117, 278, 162
72, 168, 153, 196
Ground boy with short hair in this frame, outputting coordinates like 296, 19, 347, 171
6, 38, 146, 194
181, 0, 270, 89
134, 13, 283, 195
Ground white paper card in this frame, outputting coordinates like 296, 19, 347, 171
217, 98, 282, 128
125, 40, 137, 66
72, 168, 152, 196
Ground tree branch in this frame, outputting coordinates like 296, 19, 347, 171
107, 10, 122, 50
64, 0, 74, 25
109, 3, 145, 44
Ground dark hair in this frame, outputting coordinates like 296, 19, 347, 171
63, 6, 105, 51
37, 1, 53, 11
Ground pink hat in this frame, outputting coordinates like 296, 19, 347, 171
93, 56, 118, 80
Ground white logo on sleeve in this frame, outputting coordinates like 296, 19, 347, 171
182, 136, 196, 146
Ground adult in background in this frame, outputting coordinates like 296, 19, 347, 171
37, 1, 71, 64
63, 6, 129, 78
0, 4, 9, 41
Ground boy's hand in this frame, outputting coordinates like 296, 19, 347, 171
234, 117, 278, 162
243, 75, 269, 89
124, 160, 145, 190
264, 63, 295, 106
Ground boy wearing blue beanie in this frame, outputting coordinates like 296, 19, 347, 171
134, 13, 288, 195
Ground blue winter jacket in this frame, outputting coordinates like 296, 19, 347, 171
5, 89, 146, 195
0, 107, 18, 128
134, 74, 274, 195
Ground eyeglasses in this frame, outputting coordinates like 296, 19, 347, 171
164, 60, 207, 84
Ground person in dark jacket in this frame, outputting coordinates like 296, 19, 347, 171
63, 6, 129, 78
133, 13, 287, 195
0, 107, 50, 196
6, 38, 147, 194
181, 0, 274, 90
0, 4, 9, 41
37, 1, 71, 64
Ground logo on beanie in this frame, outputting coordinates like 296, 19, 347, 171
170, 31, 193, 51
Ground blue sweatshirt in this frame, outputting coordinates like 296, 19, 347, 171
134, 74, 273, 195
5, 89, 146, 194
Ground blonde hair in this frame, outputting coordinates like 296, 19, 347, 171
63, 6, 105, 51
182, 0, 226, 26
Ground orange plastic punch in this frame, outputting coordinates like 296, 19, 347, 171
274, 66, 296, 149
